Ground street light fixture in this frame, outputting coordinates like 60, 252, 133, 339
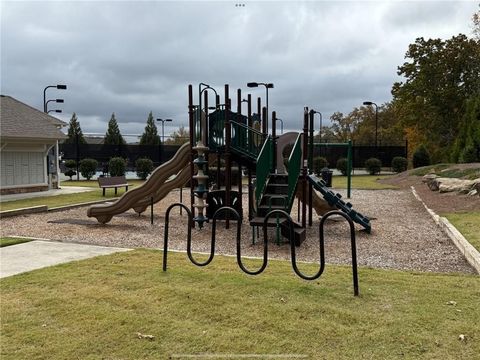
247, 82, 274, 133
47, 109, 62, 114
156, 118, 173, 143
43, 84, 67, 112
276, 118, 284, 134
45, 99, 64, 113
363, 101, 378, 148
311, 110, 323, 142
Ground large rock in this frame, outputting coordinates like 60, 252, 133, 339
422, 173, 438, 183
423, 174, 440, 191
435, 178, 480, 194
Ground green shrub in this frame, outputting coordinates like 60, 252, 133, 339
459, 145, 478, 163
365, 158, 382, 175
64, 169, 77, 180
64, 159, 77, 169
313, 156, 329, 175
412, 144, 431, 168
135, 158, 154, 180
391, 156, 408, 173
109, 157, 128, 177
63, 159, 77, 180
79, 158, 98, 180
336, 157, 348, 176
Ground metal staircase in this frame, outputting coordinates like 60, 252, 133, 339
229, 125, 305, 246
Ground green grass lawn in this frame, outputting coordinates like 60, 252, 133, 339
0, 237, 32, 247
332, 174, 397, 190
1, 250, 478, 359
444, 211, 480, 252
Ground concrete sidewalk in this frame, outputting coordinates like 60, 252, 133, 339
0, 240, 131, 278
1, 186, 94, 202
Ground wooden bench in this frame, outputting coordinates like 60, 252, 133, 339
98, 176, 129, 196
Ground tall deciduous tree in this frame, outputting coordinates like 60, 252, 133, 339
104, 113, 126, 145
164, 126, 189, 145
328, 112, 358, 143
139, 111, 160, 145
64, 112, 86, 144
392, 34, 480, 162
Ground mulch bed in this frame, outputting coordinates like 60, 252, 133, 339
1, 186, 476, 275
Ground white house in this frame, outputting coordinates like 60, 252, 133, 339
0, 95, 67, 195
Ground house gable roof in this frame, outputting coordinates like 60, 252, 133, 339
0, 95, 67, 140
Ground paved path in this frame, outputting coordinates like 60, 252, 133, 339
0, 240, 131, 278
1, 186, 94, 202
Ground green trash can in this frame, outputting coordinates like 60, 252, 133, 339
321, 167, 333, 187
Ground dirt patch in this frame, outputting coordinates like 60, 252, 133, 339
379, 163, 480, 214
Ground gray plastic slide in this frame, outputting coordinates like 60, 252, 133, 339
87, 142, 190, 224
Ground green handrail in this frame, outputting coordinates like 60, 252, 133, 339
231, 121, 267, 159
286, 134, 302, 212
255, 137, 272, 207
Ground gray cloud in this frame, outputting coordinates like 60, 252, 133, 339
1, 1, 477, 136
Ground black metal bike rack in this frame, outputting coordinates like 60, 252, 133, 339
162, 204, 359, 296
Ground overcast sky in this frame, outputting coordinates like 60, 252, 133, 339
1, 1, 477, 140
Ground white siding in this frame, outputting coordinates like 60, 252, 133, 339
0, 151, 45, 187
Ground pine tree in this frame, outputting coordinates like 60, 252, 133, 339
104, 113, 126, 145
139, 111, 161, 145
64, 112, 86, 144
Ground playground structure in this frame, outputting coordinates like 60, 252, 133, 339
88, 83, 371, 238
85, 82, 372, 295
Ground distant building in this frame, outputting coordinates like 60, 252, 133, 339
0, 95, 67, 194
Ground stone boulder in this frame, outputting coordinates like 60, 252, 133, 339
426, 177, 480, 194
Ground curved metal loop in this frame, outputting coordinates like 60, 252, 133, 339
320, 210, 359, 296
264, 209, 325, 281
208, 206, 242, 271
232, 206, 268, 275
163, 203, 193, 271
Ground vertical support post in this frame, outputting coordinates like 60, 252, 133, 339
225, 84, 231, 229
302, 108, 308, 228
203, 90, 209, 146
236, 89, 243, 217
262, 106, 267, 137
257, 97, 261, 126
150, 196, 154, 225
272, 111, 277, 172
203, 90, 209, 196
308, 110, 314, 226
247, 94, 253, 220
347, 139, 352, 199
188, 85, 195, 224
405, 138, 408, 159
237, 88, 241, 115
180, 187, 183, 214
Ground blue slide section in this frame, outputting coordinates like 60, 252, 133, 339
308, 175, 371, 233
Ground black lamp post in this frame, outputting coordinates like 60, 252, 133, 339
45, 99, 64, 113
43, 84, 67, 113
247, 82, 274, 133
363, 101, 378, 148
47, 109, 62, 114
156, 118, 173, 143
312, 110, 322, 142
276, 118, 284, 134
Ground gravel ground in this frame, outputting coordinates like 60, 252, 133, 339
1, 188, 475, 274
